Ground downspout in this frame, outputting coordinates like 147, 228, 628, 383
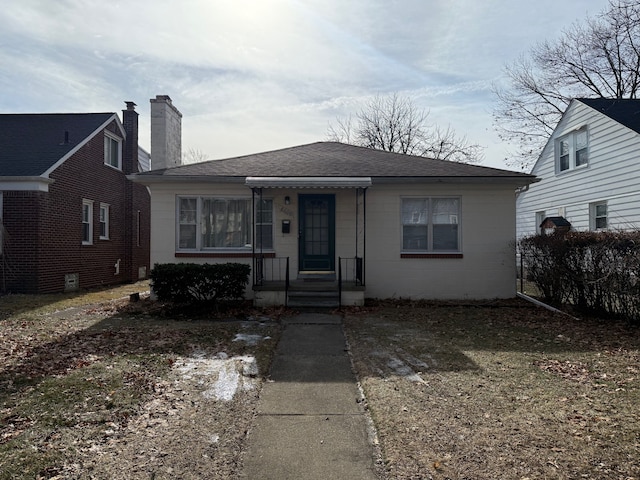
355, 189, 359, 261
363, 187, 367, 286
251, 187, 256, 285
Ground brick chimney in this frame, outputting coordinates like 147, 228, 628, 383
122, 101, 139, 175
150, 95, 182, 170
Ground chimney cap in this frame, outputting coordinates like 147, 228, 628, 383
125, 101, 137, 110
151, 95, 173, 105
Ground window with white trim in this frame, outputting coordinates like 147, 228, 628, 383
535, 211, 546, 235
590, 202, 607, 230
104, 132, 122, 170
255, 198, 273, 249
177, 196, 274, 250
556, 128, 588, 173
402, 197, 460, 252
99, 203, 110, 240
82, 199, 93, 245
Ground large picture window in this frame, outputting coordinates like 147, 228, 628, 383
556, 128, 588, 173
177, 196, 273, 250
402, 197, 460, 252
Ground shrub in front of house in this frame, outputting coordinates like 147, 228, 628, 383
519, 231, 640, 323
150, 263, 251, 304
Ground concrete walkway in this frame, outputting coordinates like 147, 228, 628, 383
241, 313, 379, 480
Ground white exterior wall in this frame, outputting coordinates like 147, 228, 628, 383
517, 101, 640, 238
149, 181, 518, 300
365, 184, 517, 300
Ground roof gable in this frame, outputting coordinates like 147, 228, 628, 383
135, 142, 535, 185
529, 98, 640, 175
0, 113, 120, 177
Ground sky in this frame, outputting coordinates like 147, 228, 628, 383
0, 0, 611, 170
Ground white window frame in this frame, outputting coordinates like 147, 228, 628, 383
401, 197, 461, 253
590, 201, 608, 231
176, 196, 273, 251
99, 203, 110, 240
556, 128, 589, 174
104, 132, 122, 170
255, 197, 274, 250
535, 211, 546, 235
82, 199, 94, 245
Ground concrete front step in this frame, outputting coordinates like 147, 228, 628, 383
287, 289, 340, 308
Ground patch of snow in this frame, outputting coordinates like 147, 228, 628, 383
204, 362, 240, 401
174, 353, 258, 402
233, 333, 265, 346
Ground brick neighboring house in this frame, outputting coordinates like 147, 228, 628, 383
0, 102, 151, 293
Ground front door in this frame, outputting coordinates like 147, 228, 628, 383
298, 194, 335, 272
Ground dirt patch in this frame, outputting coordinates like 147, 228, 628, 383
0, 286, 282, 479
344, 300, 640, 480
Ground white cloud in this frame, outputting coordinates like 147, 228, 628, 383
0, 0, 612, 168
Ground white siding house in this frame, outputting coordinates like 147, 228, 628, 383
131, 142, 536, 306
516, 98, 640, 238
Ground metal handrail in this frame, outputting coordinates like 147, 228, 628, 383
285, 257, 290, 307
338, 257, 343, 307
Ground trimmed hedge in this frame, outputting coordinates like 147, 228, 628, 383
150, 263, 251, 304
519, 231, 640, 323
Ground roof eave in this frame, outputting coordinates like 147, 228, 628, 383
129, 173, 539, 188
127, 174, 246, 184
0, 176, 55, 192
373, 176, 539, 186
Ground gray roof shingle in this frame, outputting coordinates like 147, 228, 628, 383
0, 113, 116, 177
138, 142, 535, 182
578, 98, 640, 134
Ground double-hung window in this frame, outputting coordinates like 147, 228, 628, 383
99, 203, 110, 240
82, 199, 93, 245
590, 202, 607, 230
402, 197, 460, 252
177, 196, 273, 250
104, 133, 122, 170
556, 128, 588, 173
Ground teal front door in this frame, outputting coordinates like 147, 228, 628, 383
298, 194, 335, 272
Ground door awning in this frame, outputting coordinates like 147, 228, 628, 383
245, 176, 372, 189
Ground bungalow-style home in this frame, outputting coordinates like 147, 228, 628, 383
516, 98, 640, 238
131, 142, 536, 307
0, 102, 153, 293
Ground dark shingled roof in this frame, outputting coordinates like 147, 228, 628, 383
578, 98, 640, 134
0, 113, 116, 177
137, 142, 535, 182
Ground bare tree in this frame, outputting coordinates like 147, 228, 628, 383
493, 0, 640, 170
183, 147, 209, 164
328, 93, 483, 163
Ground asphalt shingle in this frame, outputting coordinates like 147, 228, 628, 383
139, 141, 534, 181
0, 113, 116, 177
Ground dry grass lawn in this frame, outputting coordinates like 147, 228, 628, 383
0, 282, 281, 479
2, 283, 639, 479
344, 300, 640, 480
